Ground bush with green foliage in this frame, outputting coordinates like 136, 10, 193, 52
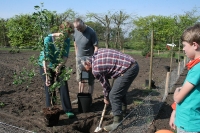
13, 3, 72, 107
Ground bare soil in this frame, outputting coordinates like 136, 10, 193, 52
148, 68, 187, 133
0, 50, 184, 133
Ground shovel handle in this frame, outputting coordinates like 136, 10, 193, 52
97, 79, 114, 128
98, 104, 107, 127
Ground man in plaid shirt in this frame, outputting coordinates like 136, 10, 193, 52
78, 48, 139, 131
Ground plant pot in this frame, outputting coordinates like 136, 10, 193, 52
77, 93, 92, 113
164, 66, 170, 72
145, 79, 156, 89
180, 56, 184, 59
176, 59, 180, 63
43, 106, 61, 127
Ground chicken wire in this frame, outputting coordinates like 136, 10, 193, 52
0, 122, 34, 133
111, 59, 187, 133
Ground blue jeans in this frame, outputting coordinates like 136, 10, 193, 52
109, 62, 139, 116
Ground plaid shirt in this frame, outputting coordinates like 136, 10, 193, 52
92, 48, 136, 99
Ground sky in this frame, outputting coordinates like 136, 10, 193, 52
0, 0, 199, 19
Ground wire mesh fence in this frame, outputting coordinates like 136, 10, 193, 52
111, 59, 187, 133
0, 122, 34, 133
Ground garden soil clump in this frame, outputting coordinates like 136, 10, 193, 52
0, 50, 182, 133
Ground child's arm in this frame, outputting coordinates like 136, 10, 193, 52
169, 110, 176, 130
174, 81, 194, 103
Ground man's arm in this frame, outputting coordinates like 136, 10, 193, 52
93, 72, 111, 99
92, 29, 98, 53
94, 45, 98, 53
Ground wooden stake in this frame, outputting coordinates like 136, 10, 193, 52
149, 30, 154, 89
165, 72, 170, 96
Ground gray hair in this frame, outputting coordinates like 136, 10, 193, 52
73, 18, 84, 27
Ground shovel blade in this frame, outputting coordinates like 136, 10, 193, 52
94, 126, 102, 132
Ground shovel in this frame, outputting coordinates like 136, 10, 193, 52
94, 103, 107, 132
94, 79, 114, 132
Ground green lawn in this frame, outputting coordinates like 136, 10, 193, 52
0, 47, 184, 59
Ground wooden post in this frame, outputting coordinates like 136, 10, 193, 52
149, 30, 154, 89
169, 49, 173, 72
169, 37, 174, 72
165, 72, 170, 96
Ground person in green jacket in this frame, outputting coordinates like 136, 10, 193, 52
39, 21, 75, 118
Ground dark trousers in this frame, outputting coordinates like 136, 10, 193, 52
39, 67, 72, 112
109, 62, 139, 116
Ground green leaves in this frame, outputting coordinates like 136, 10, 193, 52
6, 14, 36, 49
31, 3, 74, 106
130, 13, 200, 51
12, 67, 36, 87
48, 67, 72, 93
0, 102, 5, 108
49, 81, 61, 92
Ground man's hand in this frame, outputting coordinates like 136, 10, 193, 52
104, 98, 110, 105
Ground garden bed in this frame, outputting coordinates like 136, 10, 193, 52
0, 49, 180, 133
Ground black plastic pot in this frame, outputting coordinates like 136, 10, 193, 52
176, 59, 180, 63
180, 56, 184, 59
43, 106, 60, 127
145, 80, 156, 89
164, 66, 170, 72
77, 93, 92, 113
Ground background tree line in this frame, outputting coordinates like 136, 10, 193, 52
0, 4, 199, 54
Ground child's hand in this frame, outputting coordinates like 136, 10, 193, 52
169, 110, 176, 130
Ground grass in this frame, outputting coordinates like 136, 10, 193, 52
133, 100, 143, 105
0, 47, 184, 60
0, 102, 5, 108
124, 50, 141, 55
124, 49, 184, 59
0, 46, 76, 52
